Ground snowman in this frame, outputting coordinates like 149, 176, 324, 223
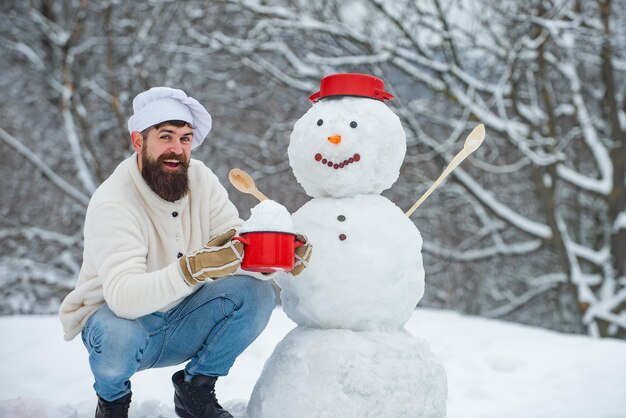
247, 74, 447, 418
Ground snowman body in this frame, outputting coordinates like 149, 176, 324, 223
247, 92, 446, 418
278, 194, 424, 330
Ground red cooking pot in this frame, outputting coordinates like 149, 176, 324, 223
232, 231, 304, 273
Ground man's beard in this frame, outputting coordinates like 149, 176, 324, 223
141, 150, 190, 202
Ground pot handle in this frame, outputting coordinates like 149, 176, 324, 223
232, 236, 250, 245
295, 240, 305, 248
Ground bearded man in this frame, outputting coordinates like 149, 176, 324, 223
59, 87, 311, 418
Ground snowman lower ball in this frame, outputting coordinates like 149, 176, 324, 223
247, 74, 446, 418
248, 328, 447, 418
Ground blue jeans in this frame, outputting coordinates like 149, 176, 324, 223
81, 275, 275, 401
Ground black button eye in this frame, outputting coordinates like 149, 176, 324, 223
317, 119, 324, 126
350, 121, 357, 128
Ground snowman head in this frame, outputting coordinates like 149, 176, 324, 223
288, 74, 406, 198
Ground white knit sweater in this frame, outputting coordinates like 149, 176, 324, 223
59, 154, 245, 341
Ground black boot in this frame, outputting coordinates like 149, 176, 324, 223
172, 370, 233, 418
95, 392, 131, 418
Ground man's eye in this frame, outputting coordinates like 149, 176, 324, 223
160, 135, 171, 140
181, 137, 191, 142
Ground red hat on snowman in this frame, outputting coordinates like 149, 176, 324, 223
309, 73, 394, 103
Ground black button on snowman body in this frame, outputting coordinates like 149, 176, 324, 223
337, 215, 347, 240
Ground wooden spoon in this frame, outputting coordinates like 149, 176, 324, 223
229, 168, 269, 202
406, 124, 485, 217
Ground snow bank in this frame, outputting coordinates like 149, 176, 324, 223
1, 308, 625, 418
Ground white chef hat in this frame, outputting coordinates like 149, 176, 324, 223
127, 87, 212, 149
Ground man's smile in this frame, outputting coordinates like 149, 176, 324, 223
163, 159, 182, 170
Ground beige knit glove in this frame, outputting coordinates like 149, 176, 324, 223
291, 233, 312, 276
178, 229, 244, 286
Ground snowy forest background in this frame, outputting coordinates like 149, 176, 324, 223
0, 0, 625, 339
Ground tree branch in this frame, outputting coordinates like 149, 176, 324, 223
0, 127, 90, 207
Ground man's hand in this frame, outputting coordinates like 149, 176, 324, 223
291, 233, 312, 276
178, 228, 244, 285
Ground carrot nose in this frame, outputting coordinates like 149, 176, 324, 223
328, 135, 342, 144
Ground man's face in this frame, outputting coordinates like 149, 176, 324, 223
134, 123, 194, 202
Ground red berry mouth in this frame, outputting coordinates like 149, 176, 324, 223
314, 153, 360, 169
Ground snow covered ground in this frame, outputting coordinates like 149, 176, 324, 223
1, 307, 625, 418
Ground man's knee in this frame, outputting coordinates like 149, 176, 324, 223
84, 307, 146, 354
226, 275, 276, 315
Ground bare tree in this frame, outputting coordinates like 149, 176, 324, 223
0, 0, 305, 312
187, 0, 626, 336
1, 0, 624, 337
